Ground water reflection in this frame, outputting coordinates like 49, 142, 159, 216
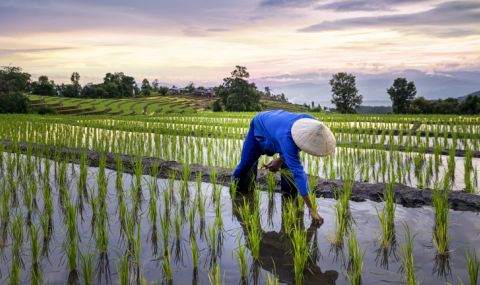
231, 191, 339, 285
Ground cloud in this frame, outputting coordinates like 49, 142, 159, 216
259, 0, 315, 8
301, 1, 480, 37
316, 0, 429, 11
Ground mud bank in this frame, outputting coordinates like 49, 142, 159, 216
3, 140, 480, 212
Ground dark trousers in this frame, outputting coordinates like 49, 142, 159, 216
234, 160, 297, 195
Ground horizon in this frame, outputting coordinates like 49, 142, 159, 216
1, 0, 479, 105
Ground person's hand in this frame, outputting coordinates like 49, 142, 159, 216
265, 158, 283, 173
309, 209, 324, 227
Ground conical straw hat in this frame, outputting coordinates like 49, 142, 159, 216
291, 118, 336, 157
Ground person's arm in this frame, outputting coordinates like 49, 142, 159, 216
280, 137, 323, 225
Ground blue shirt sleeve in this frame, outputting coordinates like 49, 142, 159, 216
279, 135, 310, 196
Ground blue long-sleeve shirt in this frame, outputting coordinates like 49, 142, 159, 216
233, 110, 316, 196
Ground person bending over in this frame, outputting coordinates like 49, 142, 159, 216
232, 110, 336, 225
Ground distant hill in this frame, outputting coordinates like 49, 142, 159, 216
458, 90, 480, 101
27, 94, 307, 116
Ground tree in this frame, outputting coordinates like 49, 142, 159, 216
31, 75, 56, 96
0, 66, 31, 93
216, 66, 262, 111
141, 78, 151, 96
212, 99, 223, 112
0, 93, 30, 113
330, 72, 362, 113
184, 82, 195, 93
387, 77, 417, 114
459, 95, 480, 114
103, 72, 138, 97
152, 79, 160, 90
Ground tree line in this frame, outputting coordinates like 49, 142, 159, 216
0, 65, 478, 114
329, 73, 479, 114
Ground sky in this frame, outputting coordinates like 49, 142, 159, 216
1, 0, 479, 105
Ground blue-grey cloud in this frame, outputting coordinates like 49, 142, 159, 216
259, 0, 314, 7
316, 0, 429, 11
301, 1, 480, 37
0, 0, 252, 36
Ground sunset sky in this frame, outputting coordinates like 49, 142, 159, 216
1, 0, 479, 103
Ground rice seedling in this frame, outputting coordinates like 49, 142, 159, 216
400, 223, 418, 285
282, 198, 298, 235
11, 212, 24, 260
235, 238, 248, 280
290, 223, 311, 285
180, 163, 191, 201
190, 235, 199, 271
9, 256, 20, 285
466, 248, 479, 285
346, 230, 363, 285
163, 248, 173, 283
237, 198, 262, 260
80, 251, 95, 285
332, 186, 351, 247
376, 178, 396, 249
159, 210, 170, 253
207, 223, 217, 255
432, 183, 450, 256
208, 263, 222, 285
188, 202, 196, 236
65, 202, 79, 273
116, 254, 130, 285
30, 224, 41, 277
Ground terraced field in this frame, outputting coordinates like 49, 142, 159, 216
28, 94, 307, 115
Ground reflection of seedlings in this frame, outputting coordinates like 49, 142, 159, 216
80, 251, 95, 285
30, 224, 42, 285
400, 223, 418, 285
265, 272, 280, 285
346, 230, 363, 285
466, 248, 479, 285
235, 238, 248, 280
376, 178, 396, 249
208, 263, 222, 285
291, 225, 310, 285
432, 184, 450, 256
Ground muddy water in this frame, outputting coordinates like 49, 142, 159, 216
0, 156, 479, 284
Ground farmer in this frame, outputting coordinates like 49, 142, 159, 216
232, 110, 336, 226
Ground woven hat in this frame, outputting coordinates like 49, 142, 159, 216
291, 118, 336, 156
